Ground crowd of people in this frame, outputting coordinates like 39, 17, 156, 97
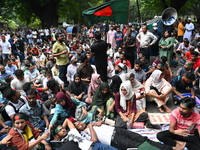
0, 18, 199, 150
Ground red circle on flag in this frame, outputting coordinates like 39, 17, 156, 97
94, 6, 113, 17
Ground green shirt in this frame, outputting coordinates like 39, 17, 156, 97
52, 41, 68, 65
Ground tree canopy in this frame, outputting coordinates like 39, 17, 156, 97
0, 0, 199, 27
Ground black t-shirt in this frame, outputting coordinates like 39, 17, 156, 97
91, 40, 108, 68
170, 76, 193, 93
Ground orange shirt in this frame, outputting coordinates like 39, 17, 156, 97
184, 51, 192, 60
178, 22, 184, 36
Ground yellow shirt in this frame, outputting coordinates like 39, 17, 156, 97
178, 22, 184, 36
52, 41, 68, 65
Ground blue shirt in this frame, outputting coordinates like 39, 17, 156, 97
19, 100, 47, 128
5, 65, 17, 74
24, 69, 40, 80
0, 70, 13, 81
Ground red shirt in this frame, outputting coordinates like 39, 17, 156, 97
188, 58, 200, 69
31, 48, 40, 56
8, 121, 40, 150
170, 108, 200, 133
184, 51, 192, 60
115, 59, 131, 68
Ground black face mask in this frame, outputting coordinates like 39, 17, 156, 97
115, 70, 120, 74
28, 101, 36, 106
50, 59, 54, 61
1, 70, 5, 74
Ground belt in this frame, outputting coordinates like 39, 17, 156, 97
111, 129, 117, 146
88, 142, 96, 150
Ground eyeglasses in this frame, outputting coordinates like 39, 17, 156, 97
59, 35, 64, 37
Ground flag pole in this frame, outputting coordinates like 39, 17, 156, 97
128, 0, 130, 24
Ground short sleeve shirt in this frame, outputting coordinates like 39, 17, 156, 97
52, 41, 68, 65
170, 76, 193, 92
170, 108, 200, 133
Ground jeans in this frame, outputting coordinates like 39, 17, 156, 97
12, 50, 24, 62
0, 120, 12, 140
58, 64, 68, 85
116, 40, 123, 51
140, 47, 150, 61
157, 130, 200, 149
2, 54, 9, 66
93, 142, 118, 150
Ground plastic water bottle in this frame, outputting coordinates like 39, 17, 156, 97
44, 127, 50, 141
126, 119, 131, 129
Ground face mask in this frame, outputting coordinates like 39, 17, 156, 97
75, 82, 80, 85
96, 81, 101, 84
50, 59, 54, 61
28, 101, 36, 106
1, 71, 5, 74
153, 27, 158, 30
11, 59, 15, 61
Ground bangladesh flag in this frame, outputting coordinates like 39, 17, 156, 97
82, 0, 129, 25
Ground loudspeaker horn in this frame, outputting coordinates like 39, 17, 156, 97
161, 7, 177, 26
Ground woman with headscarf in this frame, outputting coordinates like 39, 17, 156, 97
49, 92, 93, 130
68, 74, 87, 102
126, 73, 146, 111
1, 113, 50, 150
92, 82, 115, 120
145, 70, 172, 113
109, 75, 122, 95
115, 80, 148, 129
85, 74, 102, 104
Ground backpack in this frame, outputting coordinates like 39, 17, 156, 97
1, 98, 25, 121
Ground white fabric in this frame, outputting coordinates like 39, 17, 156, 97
183, 22, 194, 41
148, 70, 164, 90
136, 31, 157, 48
119, 80, 135, 110
44, 29, 50, 36
86, 124, 114, 146
43, 76, 64, 87
11, 75, 31, 95
67, 128, 92, 150
5, 96, 27, 116
0, 41, 11, 54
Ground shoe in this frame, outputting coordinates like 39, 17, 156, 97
146, 121, 161, 130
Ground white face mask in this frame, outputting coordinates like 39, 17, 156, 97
153, 27, 158, 30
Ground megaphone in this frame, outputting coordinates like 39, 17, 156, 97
161, 7, 177, 26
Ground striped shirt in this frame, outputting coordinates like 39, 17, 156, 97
170, 108, 200, 133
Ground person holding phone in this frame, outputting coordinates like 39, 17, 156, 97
157, 97, 200, 150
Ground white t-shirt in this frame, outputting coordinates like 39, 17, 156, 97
0, 41, 11, 54
32, 31, 38, 39
44, 29, 50, 36
43, 76, 64, 87
39, 29, 44, 36
85, 124, 114, 145
67, 128, 92, 150
5, 96, 27, 116
11, 75, 31, 95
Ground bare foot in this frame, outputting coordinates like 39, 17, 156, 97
173, 141, 186, 150
157, 106, 164, 113
163, 105, 172, 113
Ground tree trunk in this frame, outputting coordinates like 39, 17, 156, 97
170, 0, 188, 12
136, 0, 141, 22
29, 0, 60, 27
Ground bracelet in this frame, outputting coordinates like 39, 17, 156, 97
44, 143, 49, 146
